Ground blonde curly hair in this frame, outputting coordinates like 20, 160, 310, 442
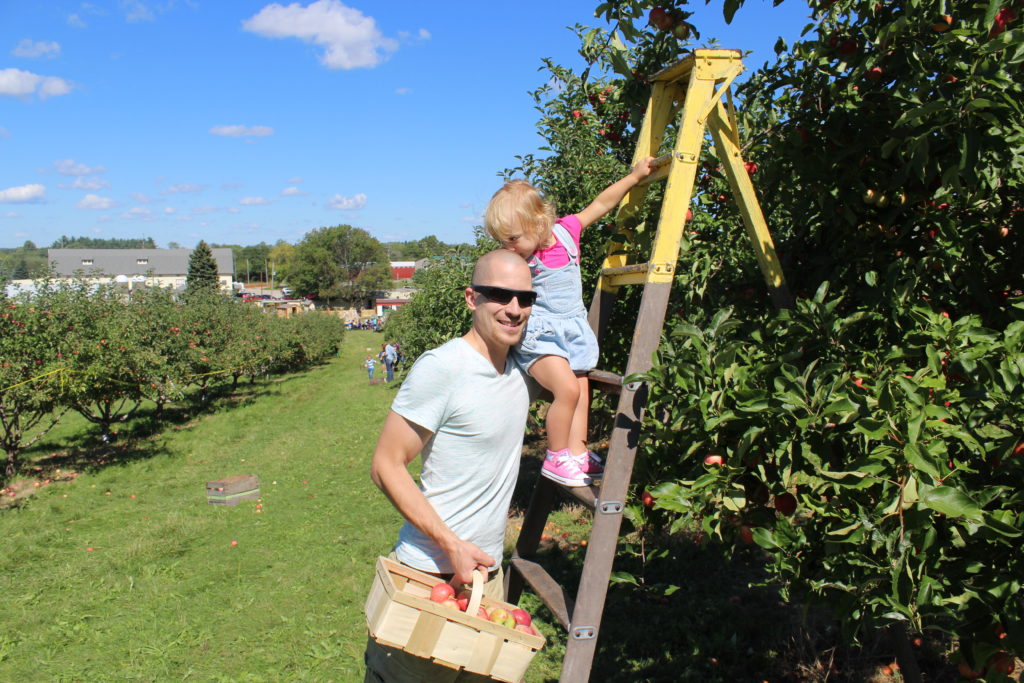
483, 180, 557, 245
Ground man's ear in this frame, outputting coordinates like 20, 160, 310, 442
464, 287, 477, 311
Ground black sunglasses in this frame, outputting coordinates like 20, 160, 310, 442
471, 284, 537, 307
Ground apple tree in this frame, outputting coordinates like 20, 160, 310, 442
0, 290, 71, 485
508, 0, 1024, 672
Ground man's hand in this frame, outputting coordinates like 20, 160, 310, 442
445, 538, 496, 587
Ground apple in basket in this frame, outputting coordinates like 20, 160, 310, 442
430, 583, 455, 603
515, 624, 539, 636
476, 606, 489, 620
511, 609, 532, 627
488, 607, 517, 629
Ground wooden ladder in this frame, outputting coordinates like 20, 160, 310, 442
504, 49, 794, 682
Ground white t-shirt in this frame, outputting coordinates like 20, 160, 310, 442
391, 337, 531, 573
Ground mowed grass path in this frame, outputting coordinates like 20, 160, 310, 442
0, 331, 483, 681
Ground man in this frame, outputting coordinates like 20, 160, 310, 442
383, 340, 398, 382
365, 250, 537, 682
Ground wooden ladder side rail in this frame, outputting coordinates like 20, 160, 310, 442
707, 98, 795, 309
587, 79, 682, 345
556, 64, 717, 683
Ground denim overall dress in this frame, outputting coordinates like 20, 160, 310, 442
513, 222, 600, 373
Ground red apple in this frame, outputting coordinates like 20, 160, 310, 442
775, 492, 797, 516
866, 67, 884, 81
456, 597, 469, 611
959, 660, 983, 679
441, 598, 460, 610
511, 608, 532, 626
932, 15, 953, 32
476, 606, 489, 620
738, 525, 755, 545
641, 490, 655, 508
686, 209, 693, 222
430, 582, 455, 603
703, 453, 724, 467
648, 7, 674, 31
838, 39, 858, 56
987, 651, 1014, 676
514, 623, 538, 636
488, 607, 509, 624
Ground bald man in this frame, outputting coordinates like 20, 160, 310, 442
366, 250, 537, 682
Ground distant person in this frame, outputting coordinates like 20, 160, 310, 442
484, 157, 656, 487
364, 356, 376, 382
383, 341, 397, 382
365, 250, 536, 682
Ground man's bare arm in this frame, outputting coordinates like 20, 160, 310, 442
370, 410, 495, 585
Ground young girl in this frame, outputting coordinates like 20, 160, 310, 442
484, 157, 657, 486
364, 355, 376, 381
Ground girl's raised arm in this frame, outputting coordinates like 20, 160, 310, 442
575, 156, 658, 230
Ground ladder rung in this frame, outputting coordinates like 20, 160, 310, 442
588, 369, 623, 394
509, 557, 574, 628
601, 263, 649, 278
554, 481, 599, 509
636, 156, 672, 187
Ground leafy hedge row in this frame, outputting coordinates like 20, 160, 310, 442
0, 280, 345, 484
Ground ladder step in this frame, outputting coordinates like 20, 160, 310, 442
636, 153, 673, 187
509, 557, 574, 629
587, 369, 623, 394
554, 480, 599, 509
601, 263, 650, 278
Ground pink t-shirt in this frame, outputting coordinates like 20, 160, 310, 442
532, 215, 582, 268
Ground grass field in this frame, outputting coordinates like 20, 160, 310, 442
1, 329, 971, 682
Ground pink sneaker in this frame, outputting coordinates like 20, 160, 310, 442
541, 449, 591, 487
574, 451, 604, 477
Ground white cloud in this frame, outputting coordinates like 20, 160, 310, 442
54, 158, 105, 176
395, 87, 411, 95
12, 39, 61, 59
75, 193, 116, 209
191, 205, 218, 215
4, 211, 21, 218
327, 192, 366, 210
288, 176, 303, 183
227, 207, 241, 214
163, 206, 175, 214
242, 0, 397, 70
162, 183, 203, 194
239, 196, 269, 205
122, 0, 155, 23
210, 124, 274, 138
60, 176, 110, 190
121, 207, 153, 220
0, 184, 46, 203
67, 14, 87, 28
397, 28, 431, 42
281, 186, 306, 196
131, 192, 154, 203
0, 68, 73, 100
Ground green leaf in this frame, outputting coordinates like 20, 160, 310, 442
609, 571, 638, 586
919, 486, 982, 521
854, 418, 889, 440
904, 442, 941, 480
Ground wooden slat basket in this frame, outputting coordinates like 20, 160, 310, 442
365, 556, 545, 682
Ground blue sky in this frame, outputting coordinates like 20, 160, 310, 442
0, 1, 812, 249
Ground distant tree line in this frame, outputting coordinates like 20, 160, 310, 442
2, 232, 472, 307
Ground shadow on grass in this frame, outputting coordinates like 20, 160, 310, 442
16, 372, 302, 479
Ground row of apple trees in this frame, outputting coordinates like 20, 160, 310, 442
498, 0, 1022, 676
0, 279, 346, 485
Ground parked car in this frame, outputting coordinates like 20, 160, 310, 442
281, 286, 293, 297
